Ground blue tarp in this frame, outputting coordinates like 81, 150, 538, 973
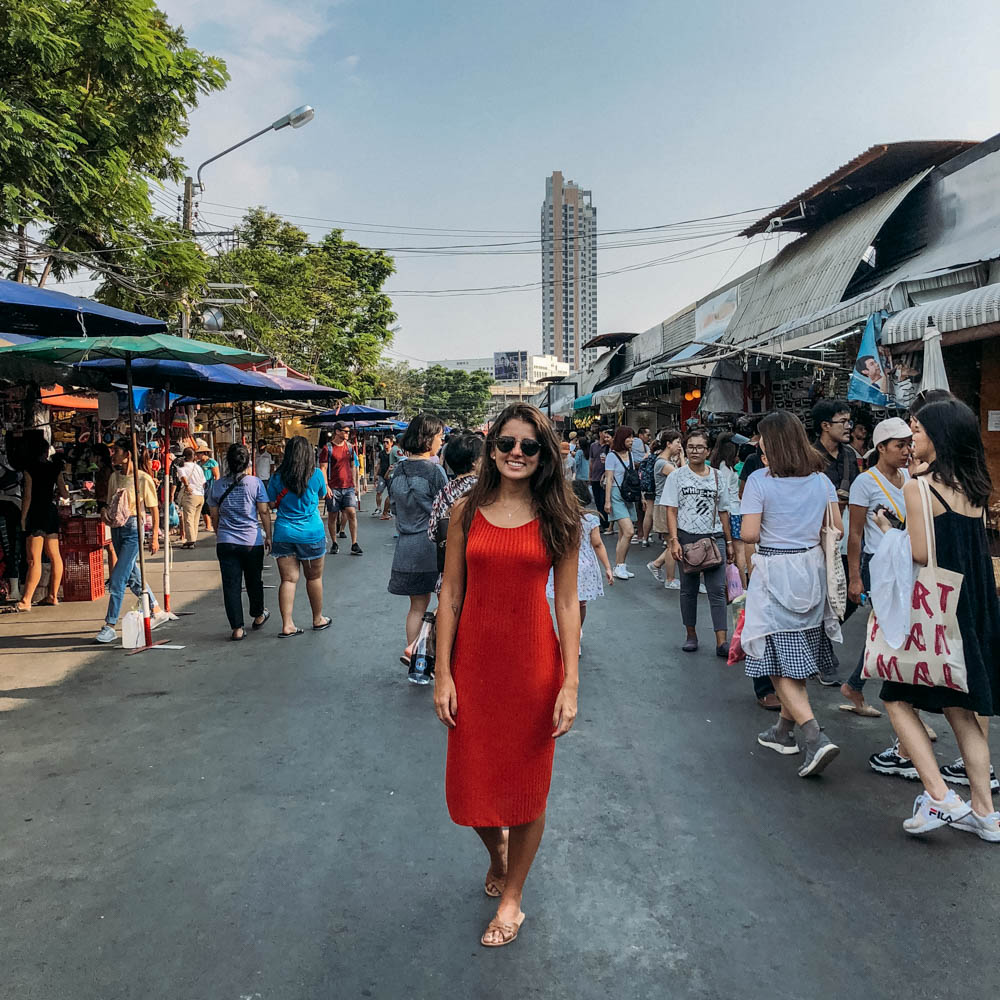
0, 279, 167, 336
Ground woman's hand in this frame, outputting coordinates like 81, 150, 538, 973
725, 540, 735, 564
263, 537, 272, 555
872, 509, 893, 535
605, 566, 614, 585
149, 535, 159, 555
670, 538, 683, 563
434, 672, 457, 728
552, 684, 578, 738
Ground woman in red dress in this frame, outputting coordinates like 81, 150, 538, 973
434, 403, 581, 948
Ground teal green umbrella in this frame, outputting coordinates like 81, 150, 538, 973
0, 334, 267, 648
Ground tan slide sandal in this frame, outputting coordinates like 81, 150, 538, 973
838, 703, 882, 717
481, 912, 525, 947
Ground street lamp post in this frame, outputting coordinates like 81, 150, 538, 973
180, 106, 315, 336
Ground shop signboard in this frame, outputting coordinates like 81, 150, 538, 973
494, 350, 528, 383
694, 286, 739, 345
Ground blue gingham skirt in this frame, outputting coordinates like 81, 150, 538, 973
743, 545, 836, 679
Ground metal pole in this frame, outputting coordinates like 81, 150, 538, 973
181, 177, 193, 339
162, 384, 172, 613
250, 404, 257, 476
238, 402, 245, 445
126, 359, 153, 647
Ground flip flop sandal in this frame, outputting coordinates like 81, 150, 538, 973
481, 912, 525, 948
312, 618, 332, 631
251, 609, 270, 631
484, 873, 506, 898
230, 630, 246, 642
278, 628, 304, 638
838, 703, 882, 717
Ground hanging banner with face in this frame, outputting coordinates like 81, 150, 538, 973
848, 311, 891, 407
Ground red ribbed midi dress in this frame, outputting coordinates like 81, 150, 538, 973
446, 510, 565, 827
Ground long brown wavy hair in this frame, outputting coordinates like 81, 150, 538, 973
461, 403, 580, 562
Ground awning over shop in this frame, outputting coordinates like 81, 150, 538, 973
38, 386, 98, 410
723, 170, 932, 349
882, 282, 1000, 346
573, 393, 594, 410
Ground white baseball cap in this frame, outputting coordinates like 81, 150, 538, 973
872, 417, 912, 447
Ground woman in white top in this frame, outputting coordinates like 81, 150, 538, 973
646, 431, 682, 589
177, 447, 207, 549
603, 426, 638, 580
710, 431, 745, 588
663, 428, 735, 657
739, 411, 843, 778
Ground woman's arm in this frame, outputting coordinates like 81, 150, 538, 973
20, 472, 32, 528
551, 549, 580, 738
666, 506, 682, 561
434, 499, 469, 728
847, 503, 867, 602
903, 479, 929, 565
603, 466, 614, 512
739, 512, 761, 544
56, 471, 69, 501
720, 510, 734, 563
257, 503, 273, 553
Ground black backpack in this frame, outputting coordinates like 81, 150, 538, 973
637, 453, 656, 495
618, 452, 642, 503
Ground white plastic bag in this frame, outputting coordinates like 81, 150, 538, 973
869, 528, 917, 650
121, 610, 144, 649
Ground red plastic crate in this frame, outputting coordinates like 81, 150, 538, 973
61, 516, 108, 549
62, 548, 106, 602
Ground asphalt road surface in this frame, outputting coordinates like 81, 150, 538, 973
3, 515, 998, 999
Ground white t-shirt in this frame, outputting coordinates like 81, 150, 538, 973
178, 461, 207, 497
256, 451, 273, 480
849, 466, 909, 555
660, 464, 732, 535
740, 470, 836, 550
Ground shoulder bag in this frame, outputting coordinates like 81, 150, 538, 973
680, 470, 723, 574
822, 501, 848, 619
861, 477, 968, 691
618, 452, 643, 504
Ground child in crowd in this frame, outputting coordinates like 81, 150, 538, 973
547, 495, 614, 655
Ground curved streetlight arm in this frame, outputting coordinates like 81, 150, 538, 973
196, 124, 274, 192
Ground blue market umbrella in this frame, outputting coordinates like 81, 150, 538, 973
305, 403, 399, 425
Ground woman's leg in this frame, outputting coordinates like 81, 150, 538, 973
614, 516, 634, 565
42, 535, 63, 602
487, 811, 546, 939
705, 543, 728, 643
243, 545, 266, 621
276, 556, 300, 633
302, 556, 326, 626
406, 593, 431, 645
678, 565, 698, 636
641, 500, 653, 543
771, 677, 815, 726
884, 700, 949, 801
17, 534, 43, 608
474, 826, 508, 887
217, 544, 245, 632
579, 601, 587, 627
945, 706, 995, 816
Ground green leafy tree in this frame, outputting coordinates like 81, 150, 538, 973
373, 361, 426, 417
420, 365, 494, 428
205, 208, 397, 396
0, 0, 227, 286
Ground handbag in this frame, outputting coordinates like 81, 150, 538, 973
822, 502, 847, 620
680, 470, 722, 574
861, 477, 968, 692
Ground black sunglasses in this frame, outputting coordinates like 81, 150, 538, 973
495, 436, 541, 457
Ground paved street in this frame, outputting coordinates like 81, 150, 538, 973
2, 513, 999, 1000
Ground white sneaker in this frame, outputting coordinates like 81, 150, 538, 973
613, 564, 630, 581
630, 536, 640, 545
951, 809, 1000, 842
903, 790, 971, 836
151, 608, 172, 629
646, 561, 665, 583
665, 578, 681, 590
699, 582, 707, 594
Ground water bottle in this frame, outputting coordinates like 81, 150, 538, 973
408, 612, 436, 686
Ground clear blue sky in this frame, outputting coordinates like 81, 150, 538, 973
163, 0, 1000, 367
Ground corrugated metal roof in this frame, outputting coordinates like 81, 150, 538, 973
722, 171, 931, 348
661, 308, 696, 356
740, 141, 974, 238
882, 282, 1000, 345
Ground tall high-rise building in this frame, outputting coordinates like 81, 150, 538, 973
541, 171, 597, 370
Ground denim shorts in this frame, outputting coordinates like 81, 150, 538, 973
271, 538, 327, 561
325, 488, 357, 513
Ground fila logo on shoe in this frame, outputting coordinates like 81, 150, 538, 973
929, 804, 956, 822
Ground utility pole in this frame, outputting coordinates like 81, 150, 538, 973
181, 176, 194, 338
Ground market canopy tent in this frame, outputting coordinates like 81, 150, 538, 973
0, 334, 266, 649
0, 278, 167, 337
305, 403, 399, 425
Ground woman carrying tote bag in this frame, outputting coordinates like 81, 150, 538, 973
869, 399, 1000, 840
738, 412, 843, 778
